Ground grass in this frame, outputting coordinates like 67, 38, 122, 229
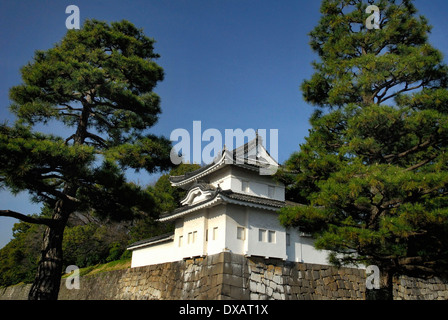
61, 259, 131, 278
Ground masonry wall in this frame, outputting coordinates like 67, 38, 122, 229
1, 252, 447, 300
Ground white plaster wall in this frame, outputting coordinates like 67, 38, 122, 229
286, 228, 329, 265
229, 167, 285, 201
208, 166, 232, 190
130, 241, 176, 268
224, 204, 248, 255
201, 166, 285, 202
130, 208, 331, 267
173, 218, 184, 260
179, 210, 207, 259
205, 205, 227, 255
246, 208, 287, 260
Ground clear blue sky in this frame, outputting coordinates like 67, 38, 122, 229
0, 0, 447, 249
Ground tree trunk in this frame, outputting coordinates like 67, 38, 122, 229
28, 101, 85, 300
365, 269, 394, 300
28, 200, 70, 300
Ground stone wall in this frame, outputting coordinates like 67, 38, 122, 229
0, 283, 32, 300
221, 253, 366, 300
1, 252, 447, 300
57, 254, 225, 300
394, 275, 448, 300
114, 255, 224, 300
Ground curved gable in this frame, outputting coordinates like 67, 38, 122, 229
180, 184, 216, 206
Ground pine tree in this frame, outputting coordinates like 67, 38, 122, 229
279, 0, 448, 299
0, 19, 173, 300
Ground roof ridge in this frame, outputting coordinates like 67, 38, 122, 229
169, 135, 273, 186
127, 232, 174, 249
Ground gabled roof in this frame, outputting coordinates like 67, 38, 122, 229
180, 183, 217, 206
169, 134, 279, 189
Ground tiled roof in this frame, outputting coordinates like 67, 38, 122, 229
169, 155, 223, 183
127, 232, 174, 250
169, 134, 276, 185
219, 190, 285, 208
159, 191, 221, 221
159, 189, 287, 222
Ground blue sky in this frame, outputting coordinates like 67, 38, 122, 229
0, 0, 447, 249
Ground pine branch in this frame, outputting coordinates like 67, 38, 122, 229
404, 154, 438, 172
0, 209, 55, 227
380, 81, 426, 103
383, 139, 433, 162
86, 131, 107, 148
65, 134, 76, 145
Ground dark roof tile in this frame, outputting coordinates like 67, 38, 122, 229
127, 232, 174, 249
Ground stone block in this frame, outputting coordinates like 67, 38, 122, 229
257, 283, 266, 294
231, 285, 250, 300
211, 253, 224, 264
273, 275, 284, 285
223, 262, 233, 275
223, 252, 232, 263
224, 274, 244, 288
265, 270, 274, 281
328, 281, 338, 291
221, 284, 231, 296
323, 277, 332, 286
231, 253, 245, 265
273, 291, 285, 300
277, 284, 285, 293
251, 272, 262, 283
274, 266, 283, 275
211, 262, 224, 275
249, 280, 257, 292
250, 293, 260, 300
231, 263, 243, 277
304, 271, 311, 280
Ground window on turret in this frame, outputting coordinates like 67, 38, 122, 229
237, 227, 245, 240
179, 236, 183, 247
242, 180, 250, 193
268, 186, 275, 198
259, 229, 276, 243
213, 227, 218, 240
187, 231, 197, 244
268, 230, 276, 243
259, 229, 267, 242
